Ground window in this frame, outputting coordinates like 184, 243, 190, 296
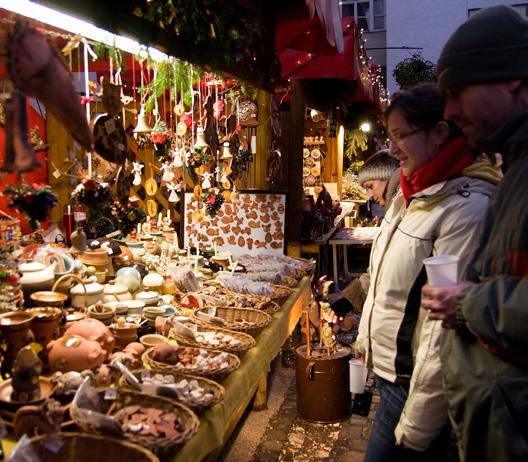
341, 0, 386, 31
469, 4, 528, 17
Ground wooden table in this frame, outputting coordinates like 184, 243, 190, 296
328, 227, 379, 289
172, 276, 311, 461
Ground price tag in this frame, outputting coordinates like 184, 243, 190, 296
52, 169, 61, 179
207, 306, 217, 317
104, 388, 117, 400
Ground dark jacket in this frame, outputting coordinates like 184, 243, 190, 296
441, 109, 528, 461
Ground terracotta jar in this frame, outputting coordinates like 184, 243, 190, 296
0, 311, 35, 376
65, 317, 115, 354
47, 334, 106, 373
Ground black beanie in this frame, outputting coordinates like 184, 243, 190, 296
437, 5, 528, 93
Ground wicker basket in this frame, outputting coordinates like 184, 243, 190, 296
9, 432, 159, 462
142, 346, 240, 381
168, 324, 256, 356
118, 368, 225, 413
190, 306, 272, 338
269, 284, 293, 305
71, 388, 199, 459
198, 285, 281, 313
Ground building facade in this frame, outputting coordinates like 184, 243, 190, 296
341, 0, 528, 93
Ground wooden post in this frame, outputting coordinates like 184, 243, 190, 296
285, 80, 305, 258
254, 89, 272, 189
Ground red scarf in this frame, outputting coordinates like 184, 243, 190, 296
400, 137, 475, 204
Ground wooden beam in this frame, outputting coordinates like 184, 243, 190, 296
254, 89, 272, 190
285, 80, 304, 257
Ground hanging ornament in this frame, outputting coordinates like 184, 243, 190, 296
132, 162, 144, 186
161, 162, 175, 182
193, 184, 202, 199
201, 171, 213, 190
231, 184, 240, 204
133, 104, 153, 134
213, 100, 224, 120
172, 149, 184, 168
146, 199, 158, 217
176, 121, 187, 137
167, 181, 180, 203
195, 126, 209, 150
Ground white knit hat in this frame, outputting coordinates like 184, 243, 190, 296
357, 150, 399, 186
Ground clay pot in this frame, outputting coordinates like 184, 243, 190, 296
110, 318, 138, 350
70, 281, 104, 309
87, 303, 116, 326
65, 317, 115, 354
135, 291, 159, 307
29, 291, 68, 308
103, 283, 132, 304
47, 334, 106, 372
79, 249, 108, 267
19, 262, 55, 305
0, 311, 35, 376
26, 307, 63, 349
139, 334, 167, 349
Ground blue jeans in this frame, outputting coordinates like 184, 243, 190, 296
364, 375, 457, 462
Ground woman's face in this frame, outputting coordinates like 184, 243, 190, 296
386, 108, 444, 177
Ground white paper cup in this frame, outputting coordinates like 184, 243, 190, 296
423, 255, 460, 287
349, 359, 368, 394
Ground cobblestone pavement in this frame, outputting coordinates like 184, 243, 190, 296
220, 353, 377, 462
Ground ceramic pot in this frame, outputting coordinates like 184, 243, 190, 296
110, 318, 138, 350
126, 300, 145, 315
26, 307, 63, 349
142, 272, 164, 292
86, 303, 116, 326
135, 291, 159, 307
103, 283, 132, 303
115, 267, 141, 282
114, 275, 140, 293
19, 262, 55, 305
65, 317, 115, 354
79, 249, 108, 267
139, 333, 167, 349
70, 281, 104, 309
47, 334, 106, 372
0, 311, 35, 376
29, 291, 68, 308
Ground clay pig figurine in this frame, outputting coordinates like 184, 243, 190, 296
65, 317, 115, 354
47, 335, 106, 373
110, 342, 145, 369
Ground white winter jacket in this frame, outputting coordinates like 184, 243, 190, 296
355, 163, 500, 451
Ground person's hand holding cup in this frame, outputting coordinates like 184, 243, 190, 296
421, 255, 472, 328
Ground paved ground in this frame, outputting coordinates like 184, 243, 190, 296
219, 347, 377, 462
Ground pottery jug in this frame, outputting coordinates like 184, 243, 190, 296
26, 307, 63, 350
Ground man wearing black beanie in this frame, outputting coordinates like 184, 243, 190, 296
422, 5, 528, 462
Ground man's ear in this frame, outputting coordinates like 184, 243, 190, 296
433, 120, 450, 145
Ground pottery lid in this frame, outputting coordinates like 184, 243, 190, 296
19, 261, 46, 272
71, 281, 104, 295
103, 283, 129, 295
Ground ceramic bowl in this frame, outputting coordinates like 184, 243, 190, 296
115, 267, 141, 281
87, 304, 116, 325
143, 306, 165, 319
29, 291, 68, 308
126, 300, 145, 315
139, 333, 167, 349
135, 291, 159, 307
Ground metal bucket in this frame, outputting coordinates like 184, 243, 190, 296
295, 344, 352, 423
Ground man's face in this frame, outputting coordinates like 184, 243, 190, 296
444, 81, 519, 148
362, 179, 387, 205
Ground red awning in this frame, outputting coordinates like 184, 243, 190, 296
276, 17, 379, 105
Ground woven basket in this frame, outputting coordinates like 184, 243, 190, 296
269, 284, 293, 305
9, 432, 159, 462
118, 368, 225, 413
168, 324, 256, 356
142, 346, 240, 381
71, 388, 199, 459
197, 285, 281, 313
190, 306, 272, 338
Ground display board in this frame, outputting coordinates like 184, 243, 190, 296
184, 191, 286, 256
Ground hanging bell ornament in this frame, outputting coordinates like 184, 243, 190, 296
133, 104, 153, 134
194, 126, 209, 150
220, 142, 233, 161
